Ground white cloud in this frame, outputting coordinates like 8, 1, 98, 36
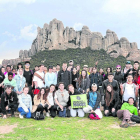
0, 0, 36, 12
0, 0, 36, 4
3, 24, 38, 42
20, 24, 38, 41
102, 0, 140, 15
73, 23, 84, 31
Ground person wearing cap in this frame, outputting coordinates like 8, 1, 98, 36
45, 66, 57, 87
69, 60, 74, 70
124, 61, 139, 81
83, 83, 103, 119
122, 61, 131, 83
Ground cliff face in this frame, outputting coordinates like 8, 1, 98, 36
2, 18, 140, 66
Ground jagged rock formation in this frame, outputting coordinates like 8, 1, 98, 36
2, 18, 140, 66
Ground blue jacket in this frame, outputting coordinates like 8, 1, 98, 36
14, 75, 26, 92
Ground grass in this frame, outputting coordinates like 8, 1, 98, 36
0, 115, 140, 140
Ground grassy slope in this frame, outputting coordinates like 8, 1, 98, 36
29, 47, 130, 70
0, 116, 140, 140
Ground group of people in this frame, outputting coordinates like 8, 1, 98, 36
0, 60, 140, 128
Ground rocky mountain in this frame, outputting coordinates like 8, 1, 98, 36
2, 18, 140, 66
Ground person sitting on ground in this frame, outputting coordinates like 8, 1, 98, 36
1, 85, 18, 118
32, 87, 47, 118
117, 97, 138, 128
14, 68, 26, 96
104, 85, 119, 117
83, 83, 103, 119
67, 84, 85, 117
45, 84, 58, 118
54, 82, 70, 117
18, 87, 32, 119
3, 72, 17, 91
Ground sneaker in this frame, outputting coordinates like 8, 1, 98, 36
19, 114, 24, 119
46, 112, 50, 117
120, 121, 129, 128
127, 120, 136, 126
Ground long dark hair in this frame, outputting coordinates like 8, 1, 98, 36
134, 69, 140, 82
46, 84, 56, 98
77, 70, 87, 87
106, 67, 112, 73
105, 85, 114, 107
37, 87, 47, 101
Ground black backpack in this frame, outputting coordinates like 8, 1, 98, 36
32, 111, 45, 120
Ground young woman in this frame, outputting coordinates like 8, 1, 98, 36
14, 68, 26, 95
72, 67, 78, 89
83, 83, 103, 119
17, 63, 23, 70
104, 85, 119, 117
104, 67, 112, 80
67, 84, 84, 117
45, 84, 58, 118
76, 70, 90, 94
18, 87, 32, 119
32, 87, 48, 117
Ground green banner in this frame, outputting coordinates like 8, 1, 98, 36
70, 94, 88, 108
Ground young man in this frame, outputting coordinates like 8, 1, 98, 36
83, 83, 103, 119
45, 66, 57, 87
55, 82, 70, 117
57, 63, 71, 89
23, 61, 33, 87
102, 73, 119, 95
124, 61, 139, 80
1, 85, 18, 118
4, 65, 12, 78
117, 97, 138, 128
18, 87, 32, 118
3, 72, 17, 91
56, 64, 60, 74
120, 74, 139, 104
33, 64, 45, 88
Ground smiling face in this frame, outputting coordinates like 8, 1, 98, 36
68, 85, 74, 92
128, 98, 134, 105
41, 89, 45, 95
50, 85, 55, 92
107, 85, 112, 92
116, 67, 121, 72
91, 85, 97, 92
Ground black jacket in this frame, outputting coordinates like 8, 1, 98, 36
102, 79, 119, 96
87, 91, 101, 111
104, 91, 119, 110
89, 73, 99, 87
67, 89, 81, 107
57, 70, 71, 88
1, 91, 18, 114
114, 71, 123, 84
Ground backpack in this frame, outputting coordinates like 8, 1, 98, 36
89, 113, 100, 120
34, 111, 45, 120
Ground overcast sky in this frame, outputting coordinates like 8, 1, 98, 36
0, 0, 140, 64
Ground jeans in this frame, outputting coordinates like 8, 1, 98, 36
18, 107, 31, 118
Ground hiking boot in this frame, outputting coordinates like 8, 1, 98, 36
127, 120, 136, 126
120, 121, 129, 128
11, 111, 15, 117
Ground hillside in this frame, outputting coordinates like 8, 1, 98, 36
29, 47, 130, 70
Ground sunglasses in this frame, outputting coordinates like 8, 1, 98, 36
25, 64, 30, 66
116, 68, 121, 69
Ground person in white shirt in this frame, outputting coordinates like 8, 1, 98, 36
120, 74, 139, 105
33, 64, 45, 89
